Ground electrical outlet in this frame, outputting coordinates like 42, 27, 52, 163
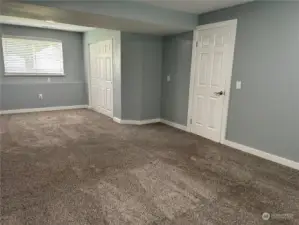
38, 94, 43, 100
47, 77, 51, 82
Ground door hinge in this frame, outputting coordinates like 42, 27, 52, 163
196, 42, 198, 47
190, 118, 192, 124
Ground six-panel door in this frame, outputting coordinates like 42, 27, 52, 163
90, 40, 113, 117
190, 26, 233, 142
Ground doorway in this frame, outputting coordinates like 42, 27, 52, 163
187, 20, 237, 143
89, 39, 113, 117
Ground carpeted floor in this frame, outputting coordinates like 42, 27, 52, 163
0, 109, 298, 225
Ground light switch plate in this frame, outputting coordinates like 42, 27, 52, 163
236, 81, 242, 89
167, 75, 171, 82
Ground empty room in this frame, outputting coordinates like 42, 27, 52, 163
0, 0, 298, 225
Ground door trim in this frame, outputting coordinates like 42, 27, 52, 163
187, 19, 238, 144
87, 43, 92, 108
87, 38, 114, 118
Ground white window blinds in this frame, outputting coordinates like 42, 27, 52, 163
2, 36, 64, 75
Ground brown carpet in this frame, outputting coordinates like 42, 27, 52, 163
1, 109, 298, 225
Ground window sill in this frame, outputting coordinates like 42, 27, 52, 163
4, 73, 65, 77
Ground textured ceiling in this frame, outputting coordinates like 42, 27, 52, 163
1, 2, 187, 34
0, 15, 95, 32
136, 0, 253, 14
8, 0, 254, 14
0, 0, 254, 34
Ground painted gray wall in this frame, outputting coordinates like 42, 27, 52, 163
141, 35, 162, 120
0, 25, 87, 110
161, 32, 193, 125
121, 33, 162, 120
84, 29, 122, 118
121, 33, 143, 120
197, 1, 299, 162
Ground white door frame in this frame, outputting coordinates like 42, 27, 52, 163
87, 38, 114, 117
87, 43, 93, 108
187, 19, 238, 144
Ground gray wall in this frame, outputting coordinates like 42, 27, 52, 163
0, 25, 87, 110
121, 33, 162, 120
141, 35, 162, 120
161, 32, 193, 125
121, 33, 143, 120
197, 1, 299, 162
84, 29, 121, 118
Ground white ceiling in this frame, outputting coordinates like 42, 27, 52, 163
0, 16, 95, 32
135, 0, 253, 14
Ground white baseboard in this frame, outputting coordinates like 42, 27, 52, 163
113, 118, 161, 125
0, 105, 88, 115
139, 118, 161, 125
112, 117, 188, 131
160, 119, 188, 132
113, 117, 122, 124
224, 140, 299, 171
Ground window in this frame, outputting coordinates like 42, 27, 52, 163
2, 36, 64, 75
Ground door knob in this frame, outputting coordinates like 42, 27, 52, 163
214, 91, 225, 96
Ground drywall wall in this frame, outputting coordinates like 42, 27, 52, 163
141, 35, 162, 120
84, 28, 121, 118
0, 25, 87, 110
160, 32, 193, 125
121, 33, 143, 120
197, 1, 299, 162
121, 32, 162, 120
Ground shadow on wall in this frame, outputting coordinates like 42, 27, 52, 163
121, 32, 162, 121
161, 32, 193, 126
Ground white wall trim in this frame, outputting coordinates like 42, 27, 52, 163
196, 19, 238, 30
0, 105, 88, 115
187, 19, 238, 143
113, 118, 161, 125
186, 29, 197, 133
87, 43, 92, 108
112, 118, 188, 132
138, 119, 161, 125
224, 140, 299, 171
113, 117, 122, 123
160, 119, 188, 132
220, 20, 238, 144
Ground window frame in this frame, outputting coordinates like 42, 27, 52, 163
2, 35, 65, 77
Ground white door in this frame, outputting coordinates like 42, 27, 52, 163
188, 20, 237, 142
89, 39, 113, 117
